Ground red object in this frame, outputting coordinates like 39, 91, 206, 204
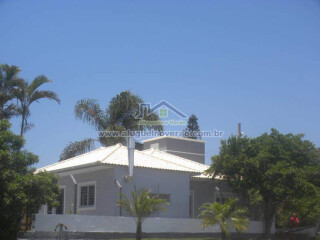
290, 215, 299, 228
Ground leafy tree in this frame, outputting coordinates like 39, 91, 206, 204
207, 129, 320, 237
183, 114, 201, 139
0, 64, 21, 119
60, 91, 163, 160
117, 186, 168, 240
0, 120, 60, 240
14, 76, 60, 136
276, 183, 320, 228
199, 198, 248, 240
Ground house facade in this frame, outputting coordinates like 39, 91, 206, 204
37, 137, 234, 219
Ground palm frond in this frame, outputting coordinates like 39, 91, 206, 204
30, 90, 60, 104
0, 64, 21, 83
22, 121, 34, 134
74, 99, 106, 130
27, 75, 51, 95
14, 77, 60, 135
107, 90, 143, 130
0, 103, 17, 119
198, 198, 249, 235
107, 90, 163, 132
117, 185, 169, 223
0, 65, 21, 119
231, 206, 249, 232
59, 138, 96, 161
98, 124, 126, 147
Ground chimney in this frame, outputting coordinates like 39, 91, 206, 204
238, 123, 241, 137
127, 136, 135, 177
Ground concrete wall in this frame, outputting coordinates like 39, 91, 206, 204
33, 214, 271, 234
41, 168, 117, 216
143, 137, 205, 164
41, 165, 191, 218
114, 166, 191, 218
143, 137, 168, 151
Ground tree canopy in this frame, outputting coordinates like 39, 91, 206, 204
14, 76, 60, 136
60, 90, 163, 160
0, 120, 59, 240
207, 129, 320, 236
0, 64, 60, 136
183, 114, 201, 139
0, 64, 21, 119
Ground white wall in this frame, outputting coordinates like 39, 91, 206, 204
33, 214, 272, 234
51, 166, 191, 218
114, 166, 191, 218
57, 168, 116, 216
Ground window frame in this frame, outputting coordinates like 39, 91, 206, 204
77, 181, 96, 211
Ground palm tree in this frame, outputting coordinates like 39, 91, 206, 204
14, 76, 60, 136
59, 91, 163, 160
0, 64, 21, 119
199, 198, 249, 240
117, 186, 169, 240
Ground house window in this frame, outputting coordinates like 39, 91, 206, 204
80, 184, 95, 207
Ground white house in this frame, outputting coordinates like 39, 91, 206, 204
32, 136, 270, 236
37, 137, 231, 218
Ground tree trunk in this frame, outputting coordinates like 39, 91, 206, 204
136, 221, 142, 240
263, 198, 274, 239
20, 112, 25, 136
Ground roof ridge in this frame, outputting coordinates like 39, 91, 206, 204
36, 144, 118, 172
146, 148, 209, 169
137, 147, 202, 172
100, 143, 123, 163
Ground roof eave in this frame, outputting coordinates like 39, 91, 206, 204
37, 161, 104, 174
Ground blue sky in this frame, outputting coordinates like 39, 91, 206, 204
1, 0, 320, 167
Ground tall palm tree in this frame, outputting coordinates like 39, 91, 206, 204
60, 91, 163, 161
199, 198, 249, 240
0, 64, 21, 119
14, 76, 60, 136
117, 186, 168, 240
